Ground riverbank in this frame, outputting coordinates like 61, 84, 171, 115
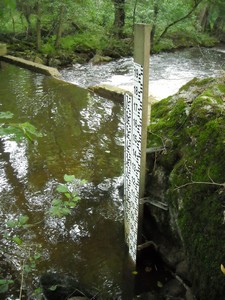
0, 30, 220, 69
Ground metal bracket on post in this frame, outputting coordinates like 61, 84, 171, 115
124, 24, 151, 264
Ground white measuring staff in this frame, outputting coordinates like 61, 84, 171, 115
124, 24, 151, 263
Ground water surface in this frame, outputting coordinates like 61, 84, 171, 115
61, 47, 225, 100
0, 62, 131, 299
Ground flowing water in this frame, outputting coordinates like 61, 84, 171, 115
61, 46, 225, 100
1, 46, 225, 300
0, 62, 132, 299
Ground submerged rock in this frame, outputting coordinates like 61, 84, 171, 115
145, 76, 225, 300
40, 272, 96, 300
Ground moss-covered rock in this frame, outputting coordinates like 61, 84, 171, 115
146, 77, 225, 299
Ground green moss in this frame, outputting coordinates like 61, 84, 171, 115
179, 77, 213, 92
147, 76, 225, 299
217, 83, 225, 94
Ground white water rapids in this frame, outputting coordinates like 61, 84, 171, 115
61, 46, 225, 100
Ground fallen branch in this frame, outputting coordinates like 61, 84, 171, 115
174, 180, 225, 191
174, 164, 225, 191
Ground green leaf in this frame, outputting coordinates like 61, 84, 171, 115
12, 235, 23, 245
56, 184, 69, 193
6, 219, 18, 228
80, 179, 87, 184
67, 202, 76, 207
0, 279, 14, 285
61, 208, 71, 216
34, 253, 42, 260
64, 192, 71, 199
18, 215, 29, 225
72, 196, 80, 202
49, 285, 58, 291
49, 207, 63, 217
63, 174, 75, 182
24, 264, 32, 273
0, 111, 14, 119
0, 283, 9, 293
52, 199, 62, 206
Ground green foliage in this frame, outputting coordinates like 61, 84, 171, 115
49, 174, 85, 218
0, 0, 222, 57
40, 41, 57, 56
0, 111, 42, 142
0, 279, 14, 294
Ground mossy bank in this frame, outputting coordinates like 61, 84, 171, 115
145, 76, 225, 299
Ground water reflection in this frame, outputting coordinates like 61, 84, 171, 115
0, 63, 129, 298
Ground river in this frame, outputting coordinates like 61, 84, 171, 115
61, 46, 225, 100
0, 62, 131, 299
0, 46, 225, 300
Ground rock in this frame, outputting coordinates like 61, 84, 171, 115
146, 76, 225, 299
175, 260, 191, 283
48, 57, 61, 67
185, 288, 196, 300
160, 279, 186, 298
90, 54, 112, 65
89, 84, 129, 102
34, 56, 44, 65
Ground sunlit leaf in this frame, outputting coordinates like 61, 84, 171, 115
34, 253, 42, 260
24, 264, 32, 273
56, 184, 69, 193
52, 199, 62, 206
12, 235, 23, 245
6, 219, 18, 228
18, 215, 29, 225
64, 174, 75, 182
132, 271, 138, 275
49, 285, 58, 291
64, 192, 71, 199
0, 279, 14, 285
0, 111, 14, 119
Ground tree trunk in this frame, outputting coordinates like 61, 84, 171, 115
198, 5, 210, 32
36, 0, 41, 51
132, 0, 138, 32
151, 0, 159, 49
112, 0, 125, 38
55, 5, 65, 49
10, 9, 16, 35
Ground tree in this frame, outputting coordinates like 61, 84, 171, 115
16, 0, 34, 37
54, 4, 65, 48
155, 0, 204, 43
198, 0, 225, 36
112, 0, 125, 37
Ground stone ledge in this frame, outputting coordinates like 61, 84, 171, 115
0, 55, 61, 77
88, 84, 131, 102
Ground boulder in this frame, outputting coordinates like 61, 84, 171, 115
90, 54, 112, 65
145, 77, 225, 299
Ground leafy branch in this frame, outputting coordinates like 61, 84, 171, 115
49, 174, 86, 218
